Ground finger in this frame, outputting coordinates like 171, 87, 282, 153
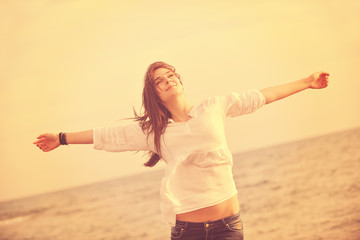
320, 72, 330, 77
37, 134, 48, 139
40, 145, 48, 151
43, 146, 52, 152
35, 138, 46, 144
323, 80, 328, 87
34, 139, 46, 144
33, 139, 44, 144
39, 143, 47, 148
37, 143, 47, 148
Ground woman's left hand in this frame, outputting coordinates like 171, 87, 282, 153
308, 72, 330, 89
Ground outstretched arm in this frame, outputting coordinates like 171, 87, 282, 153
33, 130, 93, 152
260, 72, 329, 104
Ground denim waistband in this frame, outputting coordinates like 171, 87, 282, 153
174, 212, 241, 230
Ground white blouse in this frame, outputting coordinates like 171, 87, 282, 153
93, 90, 266, 226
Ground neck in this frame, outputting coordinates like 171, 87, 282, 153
163, 94, 192, 122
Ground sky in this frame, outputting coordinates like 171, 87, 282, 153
1, 0, 359, 202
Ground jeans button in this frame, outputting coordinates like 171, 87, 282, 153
205, 223, 209, 228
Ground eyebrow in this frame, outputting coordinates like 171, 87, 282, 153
154, 70, 171, 81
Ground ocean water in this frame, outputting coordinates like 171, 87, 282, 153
1, 128, 359, 240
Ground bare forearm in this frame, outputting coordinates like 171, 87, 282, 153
260, 77, 311, 104
259, 72, 329, 104
66, 130, 94, 144
34, 130, 94, 152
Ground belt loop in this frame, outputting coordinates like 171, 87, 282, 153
184, 222, 188, 230
221, 218, 228, 227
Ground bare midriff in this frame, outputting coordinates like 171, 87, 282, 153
176, 194, 240, 222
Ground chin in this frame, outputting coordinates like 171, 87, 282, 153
162, 91, 183, 102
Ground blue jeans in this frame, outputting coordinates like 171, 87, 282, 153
170, 213, 244, 240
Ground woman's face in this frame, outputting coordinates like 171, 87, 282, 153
152, 68, 183, 102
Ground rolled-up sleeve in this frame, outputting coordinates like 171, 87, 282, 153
224, 90, 266, 117
93, 124, 151, 152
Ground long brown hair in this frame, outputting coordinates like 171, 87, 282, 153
134, 61, 181, 167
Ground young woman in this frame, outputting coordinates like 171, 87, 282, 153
33, 62, 329, 240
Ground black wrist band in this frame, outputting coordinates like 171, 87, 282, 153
64, 133, 68, 145
59, 132, 68, 145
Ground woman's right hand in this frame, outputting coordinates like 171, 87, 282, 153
33, 133, 60, 152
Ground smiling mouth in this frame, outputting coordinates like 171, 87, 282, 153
166, 84, 176, 91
